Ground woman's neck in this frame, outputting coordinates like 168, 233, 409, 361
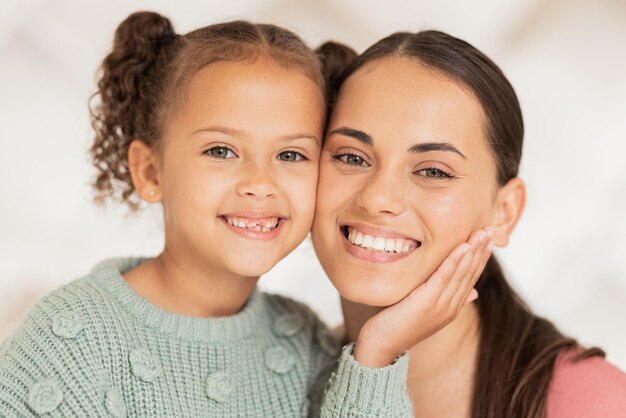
341, 297, 480, 417
124, 248, 258, 318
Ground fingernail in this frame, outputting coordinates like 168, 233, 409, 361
487, 241, 494, 251
478, 231, 487, 242
461, 243, 470, 254
486, 227, 495, 237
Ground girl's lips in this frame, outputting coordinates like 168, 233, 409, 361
219, 216, 286, 240
340, 226, 420, 263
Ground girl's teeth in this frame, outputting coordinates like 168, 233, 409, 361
346, 226, 416, 254
225, 217, 280, 231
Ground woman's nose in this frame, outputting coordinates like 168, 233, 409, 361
354, 168, 407, 216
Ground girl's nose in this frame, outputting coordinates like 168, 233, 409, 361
235, 161, 278, 199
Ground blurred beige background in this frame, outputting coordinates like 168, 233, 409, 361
1, 0, 625, 369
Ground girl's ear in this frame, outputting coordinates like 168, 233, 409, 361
128, 139, 163, 202
491, 177, 526, 247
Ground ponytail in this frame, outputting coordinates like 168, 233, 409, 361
90, 11, 176, 209
472, 257, 604, 417
316, 41, 357, 111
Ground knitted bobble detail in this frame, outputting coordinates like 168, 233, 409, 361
27, 380, 63, 414
51, 311, 84, 339
265, 346, 295, 374
129, 348, 162, 382
104, 387, 127, 418
205, 371, 235, 403
273, 313, 305, 337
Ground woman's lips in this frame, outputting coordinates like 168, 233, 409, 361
340, 224, 421, 263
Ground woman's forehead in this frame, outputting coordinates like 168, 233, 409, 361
330, 58, 487, 155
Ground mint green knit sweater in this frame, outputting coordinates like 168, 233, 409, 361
0, 258, 411, 417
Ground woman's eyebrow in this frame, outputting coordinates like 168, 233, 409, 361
408, 142, 467, 159
328, 127, 373, 145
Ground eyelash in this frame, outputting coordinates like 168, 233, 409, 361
414, 167, 455, 180
331, 153, 370, 167
204, 146, 308, 162
332, 152, 454, 180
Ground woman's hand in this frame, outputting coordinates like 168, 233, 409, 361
353, 227, 494, 367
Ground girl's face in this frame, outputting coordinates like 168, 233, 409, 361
157, 59, 324, 278
312, 57, 507, 306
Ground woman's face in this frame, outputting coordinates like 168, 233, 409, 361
312, 57, 504, 306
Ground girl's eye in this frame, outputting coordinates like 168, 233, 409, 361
415, 167, 454, 179
332, 153, 370, 167
277, 151, 307, 162
205, 146, 236, 159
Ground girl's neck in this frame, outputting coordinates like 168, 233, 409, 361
124, 249, 258, 318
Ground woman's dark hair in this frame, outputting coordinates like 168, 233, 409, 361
320, 30, 604, 418
90, 11, 324, 210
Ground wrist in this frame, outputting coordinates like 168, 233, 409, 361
353, 340, 402, 368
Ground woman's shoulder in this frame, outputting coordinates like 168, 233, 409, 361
547, 348, 626, 417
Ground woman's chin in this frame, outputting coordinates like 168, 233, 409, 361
333, 279, 410, 307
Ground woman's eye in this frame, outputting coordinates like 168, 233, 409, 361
415, 167, 453, 179
333, 153, 370, 167
205, 146, 236, 159
277, 151, 306, 162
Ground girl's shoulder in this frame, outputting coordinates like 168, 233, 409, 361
547, 348, 626, 417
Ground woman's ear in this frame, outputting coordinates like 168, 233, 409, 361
128, 139, 162, 202
491, 177, 526, 247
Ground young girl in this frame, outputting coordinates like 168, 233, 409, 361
312, 31, 626, 417
0, 12, 490, 417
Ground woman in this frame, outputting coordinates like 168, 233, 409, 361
312, 31, 626, 417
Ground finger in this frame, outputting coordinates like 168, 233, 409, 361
447, 228, 490, 308
436, 231, 483, 304
410, 241, 470, 303
468, 227, 494, 281
454, 232, 494, 308
465, 288, 478, 304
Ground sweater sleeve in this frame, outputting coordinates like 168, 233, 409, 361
306, 320, 412, 417
546, 350, 626, 418
0, 298, 113, 417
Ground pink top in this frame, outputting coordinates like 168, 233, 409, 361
547, 350, 626, 417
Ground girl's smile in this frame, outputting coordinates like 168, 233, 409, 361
220, 212, 287, 240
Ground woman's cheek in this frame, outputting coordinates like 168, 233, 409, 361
417, 189, 476, 244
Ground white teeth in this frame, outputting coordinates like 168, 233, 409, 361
346, 226, 416, 254
224, 216, 280, 231
372, 237, 386, 251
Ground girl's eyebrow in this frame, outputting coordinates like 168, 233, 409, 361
192, 126, 319, 143
408, 142, 467, 159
